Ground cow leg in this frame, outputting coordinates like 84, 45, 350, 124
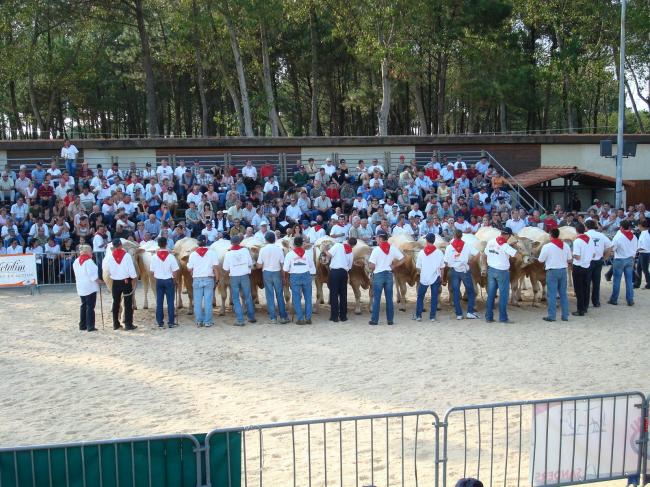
398, 281, 408, 311
142, 275, 149, 309
351, 284, 362, 315
531, 278, 541, 307
315, 279, 323, 305
218, 282, 227, 316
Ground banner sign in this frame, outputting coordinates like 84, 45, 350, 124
530, 396, 644, 486
0, 253, 37, 287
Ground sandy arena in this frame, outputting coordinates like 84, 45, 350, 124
1, 279, 648, 451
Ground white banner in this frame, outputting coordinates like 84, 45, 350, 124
530, 396, 644, 486
0, 253, 37, 287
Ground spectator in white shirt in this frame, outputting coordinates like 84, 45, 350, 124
156, 160, 174, 181
201, 221, 219, 244
636, 220, 650, 289
321, 158, 337, 177
61, 139, 80, 177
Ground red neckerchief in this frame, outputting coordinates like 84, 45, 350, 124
576, 234, 590, 244
230, 245, 242, 251
78, 254, 92, 265
112, 248, 126, 264
550, 238, 564, 249
423, 244, 436, 256
621, 230, 634, 241
314, 225, 322, 232
451, 239, 464, 254
196, 247, 208, 257
496, 236, 508, 246
343, 244, 353, 254
157, 249, 169, 261
378, 242, 390, 255
294, 247, 305, 258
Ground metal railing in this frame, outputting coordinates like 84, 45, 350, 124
0, 392, 648, 487
31, 251, 105, 287
204, 410, 440, 487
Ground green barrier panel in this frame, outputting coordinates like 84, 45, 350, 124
0, 435, 201, 487
209, 432, 242, 487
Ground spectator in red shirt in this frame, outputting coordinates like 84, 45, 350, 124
38, 178, 56, 209
425, 167, 440, 182
325, 182, 340, 208
471, 203, 486, 219
260, 161, 274, 181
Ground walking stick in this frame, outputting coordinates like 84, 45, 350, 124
99, 284, 105, 330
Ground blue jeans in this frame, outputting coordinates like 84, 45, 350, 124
610, 257, 634, 304
546, 268, 569, 320
290, 272, 313, 321
65, 159, 76, 178
371, 271, 394, 324
193, 277, 215, 325
485, 267, 510, 322
263, 270, 287, 320
450, 269, 476, 316
415, 278, 441, 319
156, 278, 175, 325
231, 275, 255, 323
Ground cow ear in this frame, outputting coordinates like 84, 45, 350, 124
532, 241, 541, 248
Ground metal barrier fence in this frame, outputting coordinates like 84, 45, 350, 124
0, 396, 647, 487
30, 251, 104, 286
442, 392, 648, 487
203, 411, 440, 487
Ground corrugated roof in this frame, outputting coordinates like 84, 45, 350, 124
510, 166, 635, 188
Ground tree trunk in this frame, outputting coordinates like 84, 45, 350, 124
411, 76, 428, 135
499, 101, 507, 133
134, 0, 159, 136
9, 80, 24, 138
260, 23, 281, 136
223, 13, 254, 136
289, 60, 303, 135
378, 56, 390, 136
625, 78, 645, 132
27, 74, 48, 138
436, 52, 448, 134
192, 0, 209, 137
309, 4, 319, 136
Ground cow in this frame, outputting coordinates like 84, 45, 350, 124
172, 237, 199, 313
210, 239, 234, 316
240, 237, 265, 305
349, 241, 373, 314
388, 234, 424, 311
313, 236, 337, 306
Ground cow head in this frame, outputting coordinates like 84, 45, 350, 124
316, 240, 335, 266
508, 236, 537, 266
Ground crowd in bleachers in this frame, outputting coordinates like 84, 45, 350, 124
1, 146, 649, 285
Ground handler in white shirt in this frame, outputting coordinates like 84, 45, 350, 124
187, 235, 220, 327
414, 233, 445, 322
538, 228, 572, 322
571, 223, 594, 316
283, 236, 317, 325
483, 227, 517, 323
368, 230, 405, 325
584, 219, 612, 307
222, 234, 256, 326
256, 231, 289, 323
608, 220, 638, 306
149, 236, 179, 328
444, 229, 480, 320
637, 220, 650, 289
326, 238, 357, 322
105, 238, 138, 330
72, 244, 102, 332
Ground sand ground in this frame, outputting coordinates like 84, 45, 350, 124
0, 281, 648, 485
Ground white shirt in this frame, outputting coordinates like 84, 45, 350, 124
306, 226, 326, 244
156, 165, 174, 180
285, 204, 302, 221
391, 224, 414, 237
242, 165, 257, 179
538, 241, 572, 270
93, 234, 107, 253
416, 247, 445, 285
263, 180, 279, 193
505, 218, 526, 233
187, 248, 219, 277
572, 236, 595, 269
322, 164, 336, 176
328, 242, 354, 271
352, 198, 368, 211
367, 164, 384, 174
174, 166, 187, 181
369, 244, 404, 273
73, 257, 99, 296
611, 230, 638, 259
201, 227, 219, 242
638, 229, 650, 253
283, 248, 316, 274
149, 251, 179, 279
585, 229, 612, 260
105, 250, 138, 280
329, 224, 348, 242
187, 191, 203, 207
444, 240, 479, 272
257, 244, 285, 272
61, 144, 79, 160
485, 238, 517, 270
222, 247, 253, 277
